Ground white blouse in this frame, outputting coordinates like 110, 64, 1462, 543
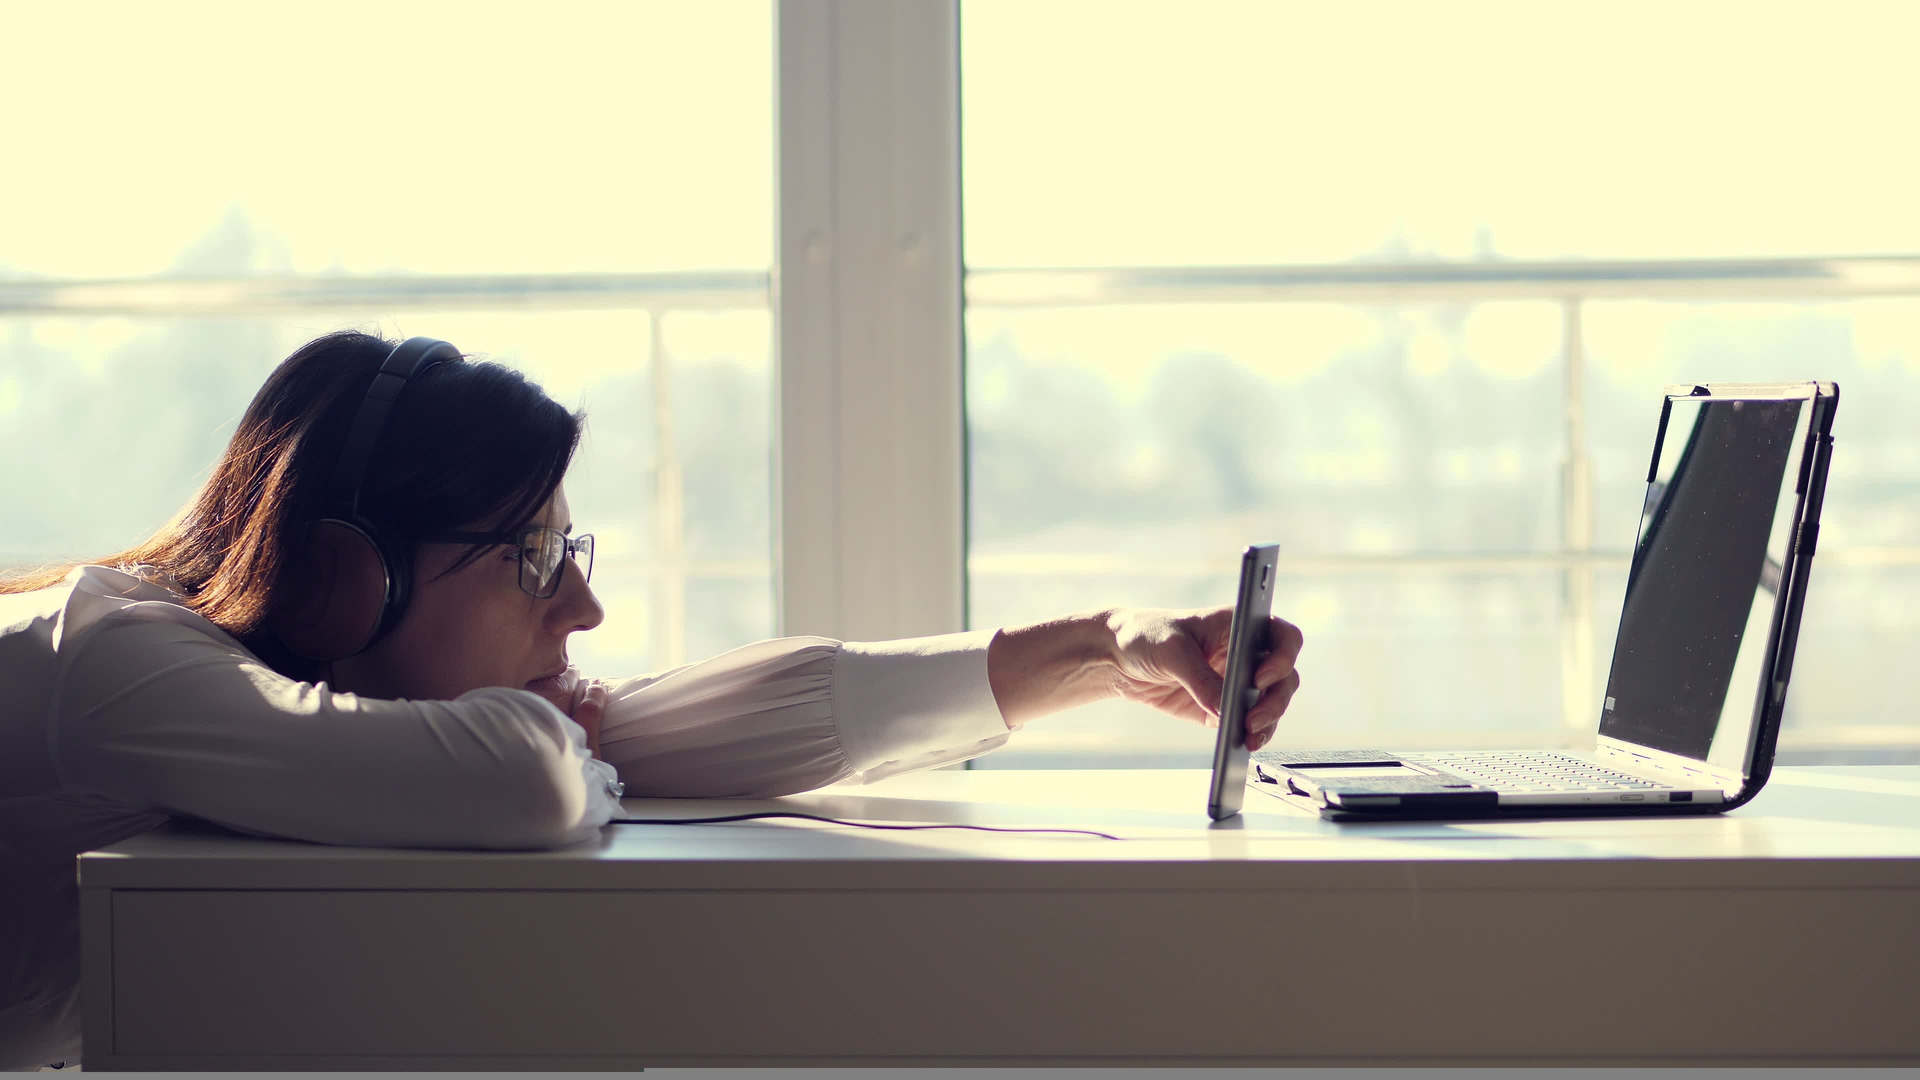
0, 565, 1012, 1069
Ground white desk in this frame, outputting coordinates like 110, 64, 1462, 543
80, 766, 1920, 1068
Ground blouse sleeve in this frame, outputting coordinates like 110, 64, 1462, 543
52, 613, 621, 851
596, 629, 1013, 798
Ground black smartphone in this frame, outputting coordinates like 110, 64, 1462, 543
1206, 543, 1280, 821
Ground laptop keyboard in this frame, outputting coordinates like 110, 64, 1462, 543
1398, 751, 1667, 792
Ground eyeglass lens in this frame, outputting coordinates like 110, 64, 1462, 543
520, 528, 592, 597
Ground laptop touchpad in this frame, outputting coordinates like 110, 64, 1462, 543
1282, 764, 1423, 779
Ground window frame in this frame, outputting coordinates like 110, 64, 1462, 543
773, 0, 968, 644
8, 0, 1919, 759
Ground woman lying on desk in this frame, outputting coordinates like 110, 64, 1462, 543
0, 330, 1304, 1067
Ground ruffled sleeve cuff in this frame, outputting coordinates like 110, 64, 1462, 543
830, 629, 1011, 784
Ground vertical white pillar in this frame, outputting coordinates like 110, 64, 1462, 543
1560, 297, 1597, 735
775, 0, 966, 642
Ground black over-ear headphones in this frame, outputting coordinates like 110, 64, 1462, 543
268, 337, 464, 661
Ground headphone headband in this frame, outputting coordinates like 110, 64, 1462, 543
327, 337, 463, 516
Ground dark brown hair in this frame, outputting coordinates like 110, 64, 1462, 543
0, 330, 583, 679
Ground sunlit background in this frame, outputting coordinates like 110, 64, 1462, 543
0, 0, 776, 679
4, 0, 1916, 766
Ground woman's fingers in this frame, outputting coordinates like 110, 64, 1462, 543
1109, 606, 1302, 740
566, 668, 589, 715
1164, 631, 1227, 719
1252, 618, 1305, 690
530, 667, 605, 760
1243, 669, 1302, 751
576, 680, 608, 760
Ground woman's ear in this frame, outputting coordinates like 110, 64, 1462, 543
267, 520, 390, 660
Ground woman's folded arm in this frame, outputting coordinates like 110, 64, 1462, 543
53, 615, 617, 850
53, 609, 1019, 844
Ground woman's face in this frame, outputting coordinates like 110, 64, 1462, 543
331, 483, 605, 701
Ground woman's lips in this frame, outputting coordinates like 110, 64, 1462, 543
525, 671, 570, 694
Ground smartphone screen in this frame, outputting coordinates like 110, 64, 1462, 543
1207, 543, 1280, 821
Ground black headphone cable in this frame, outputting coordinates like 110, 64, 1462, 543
609, 811, 1124, 841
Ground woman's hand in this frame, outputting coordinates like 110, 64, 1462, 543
1106, 607, 1303, 752
987, 607, 1304, 751
525, 666, 609, 760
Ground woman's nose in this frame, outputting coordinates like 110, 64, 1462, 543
551, 556, 605, 633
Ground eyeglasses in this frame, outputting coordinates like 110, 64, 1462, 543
424, 525, 594, 599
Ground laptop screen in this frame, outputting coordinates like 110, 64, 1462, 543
1597, 393, 1812, 770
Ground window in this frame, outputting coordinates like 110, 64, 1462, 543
0, 1, 776, 676
961, 0, 1920, 764
6, 1, 1913, 766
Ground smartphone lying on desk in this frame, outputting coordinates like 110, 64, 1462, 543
1206, 543, 1280, 821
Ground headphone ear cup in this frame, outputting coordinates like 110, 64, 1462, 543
268, 519, 390, 661
362, 518, 414, 645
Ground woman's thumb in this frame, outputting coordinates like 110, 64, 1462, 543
1169, 633, 1226, 720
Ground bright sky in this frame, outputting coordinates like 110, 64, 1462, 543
962, 0, 1920, 266
0, 1, 774, 278
5, 0, 1915, 279
4, 0, 1916, 396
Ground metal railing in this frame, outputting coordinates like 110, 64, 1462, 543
967, 255, 1920, 735
0, 271, 770, 316
965, 255, 1920, 306
0, 269, 772, 670
7, 255, 1919, 702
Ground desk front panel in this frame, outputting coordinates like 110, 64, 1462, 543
94, 877, 1919, 1067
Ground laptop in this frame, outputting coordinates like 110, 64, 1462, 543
1207, 380, 1839, 821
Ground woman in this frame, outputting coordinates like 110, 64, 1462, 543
0, 330, 1303, 1068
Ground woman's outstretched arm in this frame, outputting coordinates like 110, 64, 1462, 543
591, 632, 1009, 798
587, 606, 1303, 799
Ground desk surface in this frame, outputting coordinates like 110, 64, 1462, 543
81, 765, 1920, 891
80, 766, 1920, 1068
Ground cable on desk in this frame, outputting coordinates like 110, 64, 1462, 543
609, 811, 1124, 841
